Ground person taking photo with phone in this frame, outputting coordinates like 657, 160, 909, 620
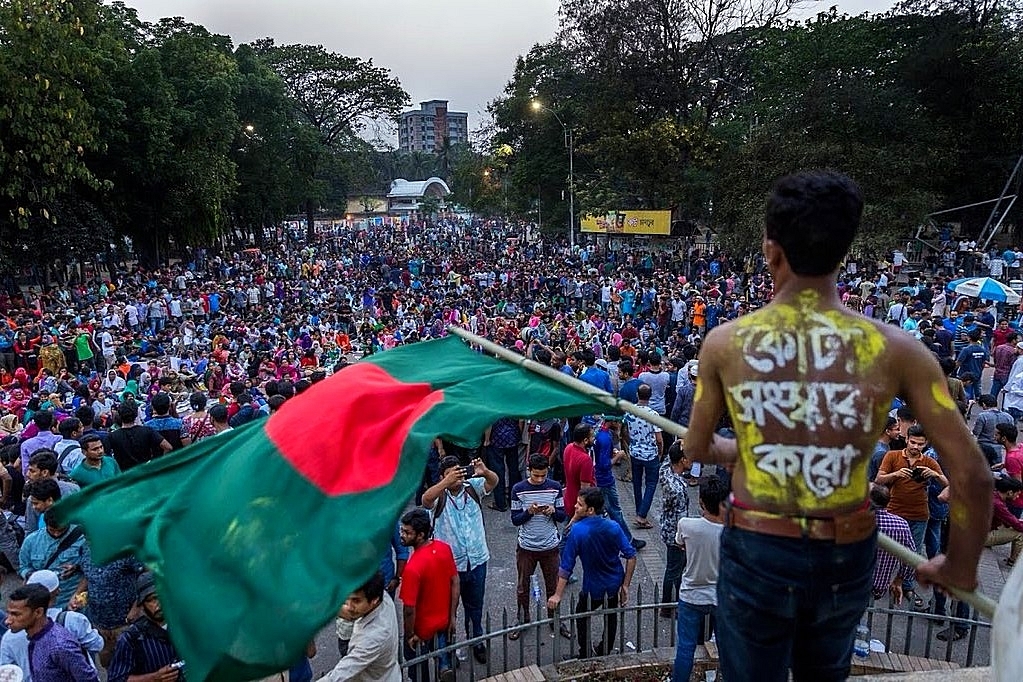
875, 424, 948, 610
421, 455, 497, 665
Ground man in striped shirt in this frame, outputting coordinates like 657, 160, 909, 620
107, 574, 182, 682
870, 485, 915, 604
509, 455, 569, 638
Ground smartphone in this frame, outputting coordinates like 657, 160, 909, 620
461, 465, 475, 478
169, 660, 186, 670
690, 462, 702, 478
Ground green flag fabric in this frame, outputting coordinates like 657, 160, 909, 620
51, 335, 610, 682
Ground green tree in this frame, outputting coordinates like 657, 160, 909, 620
228, 44, 304, 247
251, 39, 410, 240
710, 11, 954, 253
418, 193, 440, 221
0, 0, 108, 262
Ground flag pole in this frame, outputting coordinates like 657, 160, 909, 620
876, 533, 997, 618
446, 325, 688, 439
446, 325, 998, 621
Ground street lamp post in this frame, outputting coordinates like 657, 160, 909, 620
531, 101, 575, 250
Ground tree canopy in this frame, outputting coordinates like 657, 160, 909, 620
489, 0, 1023, 253
0, 0, 410, 270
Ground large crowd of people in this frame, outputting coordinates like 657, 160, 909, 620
0, 203, 1019, 681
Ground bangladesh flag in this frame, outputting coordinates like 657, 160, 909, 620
51, 336, 609, 682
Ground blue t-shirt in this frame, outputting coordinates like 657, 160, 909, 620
956, 343, 987, 379
593, 428, 616, 489
619, 378, 641, 404
868, 441, 889, 483
579, 367, 613, 394
560, 515, 636, 599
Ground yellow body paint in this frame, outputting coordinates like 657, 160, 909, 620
931, 381, 957, 413
949, 500, 969, 529
727, 290, 887, 511
693, 378, 704, 403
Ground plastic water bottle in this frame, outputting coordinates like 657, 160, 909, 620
531, 574, 543, 608
853, 623, 871, 658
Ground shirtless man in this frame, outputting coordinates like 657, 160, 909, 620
685, 171, 992, 682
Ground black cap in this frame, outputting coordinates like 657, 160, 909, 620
137, 573, 158, 604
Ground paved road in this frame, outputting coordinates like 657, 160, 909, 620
302, 456, 1011, 679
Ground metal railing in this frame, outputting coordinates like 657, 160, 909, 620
401, 588, 991, 681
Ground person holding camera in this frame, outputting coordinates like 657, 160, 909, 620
421, 455, 497, 665
875, 424, 948, 610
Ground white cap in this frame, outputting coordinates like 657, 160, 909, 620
27, 569, 60, 593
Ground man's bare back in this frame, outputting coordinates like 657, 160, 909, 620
700, 288, 897, 515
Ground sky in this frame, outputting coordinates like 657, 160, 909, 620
128, 0, 896, 141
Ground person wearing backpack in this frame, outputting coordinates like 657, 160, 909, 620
18, 515, 89, 610
421, 456, 497, 665
1, 583, 97, 681
53, 418, 84, 477
0, 569, 103, 679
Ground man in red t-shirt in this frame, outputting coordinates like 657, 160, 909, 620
1001, 423, 1023, 482
998, 423, 1023, 517
399, 508, 458, 682
563, 423, 597, 514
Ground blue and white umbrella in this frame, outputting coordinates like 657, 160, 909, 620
946, 277, 1021, 304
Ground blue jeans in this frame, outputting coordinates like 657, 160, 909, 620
459, 562, 487, 638
991, 377, 1007, 402
404, 632, 450, 681
674, 601, 715, 682
287, 658, 312, 682
631, 457, 659, 519
904, 519, 927, 592
717, 526, 876, 682
925, 517, 944, 559
600, 484, 633, 541
486, 445, 521, 510
662, 544, 686, 605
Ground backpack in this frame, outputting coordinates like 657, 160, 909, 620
54, 609, 92, 660
56, 442, 80, 481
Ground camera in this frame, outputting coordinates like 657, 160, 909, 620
911, 467, 926, 482
461, 465, 475, 478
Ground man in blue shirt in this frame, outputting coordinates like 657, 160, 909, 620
548, 487, 637, 658
144, 393, 188, 451
107, 574, 182, 682
591, 418, 643, 549
617, 360, 642, 404
577, 350, 612, 394
956, 328, 988, 401
953, 313, 979, 356
0, 327, 14, 374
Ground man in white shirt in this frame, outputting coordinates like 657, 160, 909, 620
0, 569, 104, 679
123, 303, 140, 332
99, 329, 116, 370
672, 477, 726, 682
320, 572, 401, 682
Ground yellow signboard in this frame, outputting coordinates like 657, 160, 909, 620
580, 210, 671, 235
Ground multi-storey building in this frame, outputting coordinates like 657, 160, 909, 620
397, 100, 468, 153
